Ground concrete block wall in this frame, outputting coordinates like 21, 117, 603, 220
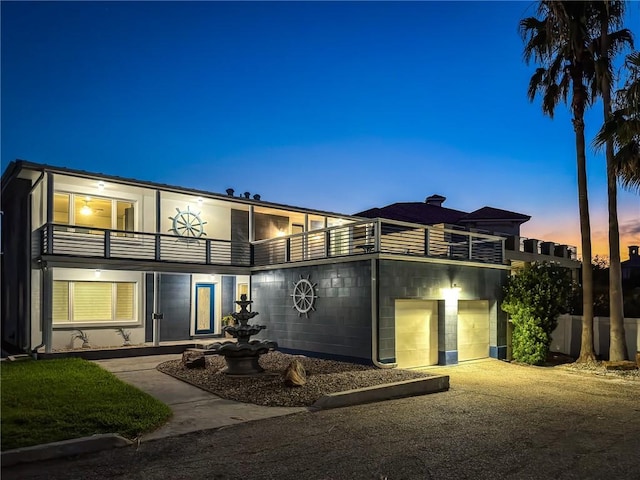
250, 261, 372, 362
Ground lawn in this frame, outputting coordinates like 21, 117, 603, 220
1, 358, 172, 451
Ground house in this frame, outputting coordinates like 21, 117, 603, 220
356, 194, 579, 271
622, 246, 640, 283
1, 160, 579, 367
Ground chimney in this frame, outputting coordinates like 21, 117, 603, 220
253, 194, 261, 201
630, 245, 639, 259
425, 194, 446, 207
226, 188, 234, 197
243, 192, 251, 199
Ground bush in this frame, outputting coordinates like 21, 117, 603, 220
502, 262, 574, 365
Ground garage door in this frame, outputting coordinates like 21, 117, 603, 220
394, 300, 438, 368
458, 300, 490, 361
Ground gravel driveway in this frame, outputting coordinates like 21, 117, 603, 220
3, 359, 639, 480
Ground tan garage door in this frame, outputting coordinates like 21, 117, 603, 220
394, 300, 438, 368
458, 300, 490, 361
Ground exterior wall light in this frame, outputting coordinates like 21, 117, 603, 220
94, 269, 102, 278
197, 197, 204, 205
97, 181, 105, 192
441, 284, 461, 301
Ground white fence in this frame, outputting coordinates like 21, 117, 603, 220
551, 315, 640, 359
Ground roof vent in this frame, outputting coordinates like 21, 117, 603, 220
425, 194, 446, 207
253, 194, 261, 201
226, 188, 234, 196
243, 191, 251, 199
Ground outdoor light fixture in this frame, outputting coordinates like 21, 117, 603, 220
197, 197, 204, 205
276, 228, 286, 237
97, 181, 105, 192
94, 270, 102, 278
441, 284, 461, 301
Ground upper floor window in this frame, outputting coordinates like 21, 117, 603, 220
54, 193, 135, 232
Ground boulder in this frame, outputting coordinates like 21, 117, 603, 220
283, 359, 307, 387
182, 351, 206, 369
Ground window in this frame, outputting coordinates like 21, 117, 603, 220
53, 192, 135, 232
53, 281, 137, 324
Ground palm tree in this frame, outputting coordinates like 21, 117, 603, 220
520, 1, 597, 363
596, 51, 640, 191
591, 0, 634, 362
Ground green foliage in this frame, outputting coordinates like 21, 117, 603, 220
1, 358, 172, 450
502, 263, 574, 365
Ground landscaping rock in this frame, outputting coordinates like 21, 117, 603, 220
182, 351, 206, 369
283, 359, 306, 387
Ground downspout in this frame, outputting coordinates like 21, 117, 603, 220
28, 171, 46, 358
371, 257, 396, 369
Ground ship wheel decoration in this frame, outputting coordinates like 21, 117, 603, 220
169, 206, 207, 239
291, 275, 318, 317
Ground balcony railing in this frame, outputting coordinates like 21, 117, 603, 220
252, 219, 505, 266
36, 223, 251, 266
35, 220, 508, 268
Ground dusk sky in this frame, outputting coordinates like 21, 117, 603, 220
2, 1, 639, 259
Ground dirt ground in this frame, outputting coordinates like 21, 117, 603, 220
3, 359, 639, 480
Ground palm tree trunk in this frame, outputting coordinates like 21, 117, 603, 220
601, 18, 628, 361
572, 85, 596, 363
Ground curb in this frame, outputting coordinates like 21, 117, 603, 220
1, 433, 133, 467
311, 374, 450, 410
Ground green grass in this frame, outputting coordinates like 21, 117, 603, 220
1, 358, 172, 451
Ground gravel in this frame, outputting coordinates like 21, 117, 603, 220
156, 351, 431, 407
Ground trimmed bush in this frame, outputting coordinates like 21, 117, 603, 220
502, 262, 574, 365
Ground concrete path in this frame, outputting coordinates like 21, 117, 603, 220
94, 355, 305, 441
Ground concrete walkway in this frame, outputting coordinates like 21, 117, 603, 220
94, 355, 305, 441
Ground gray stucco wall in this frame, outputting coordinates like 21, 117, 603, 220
250, 261, 372, 362
377, 260, 509, 362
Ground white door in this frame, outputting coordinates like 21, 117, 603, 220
458, 300, 490, 361
394, 300, 438, 368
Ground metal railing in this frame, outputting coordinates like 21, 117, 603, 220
36, 223, 251, 266
252, 218, 505, 266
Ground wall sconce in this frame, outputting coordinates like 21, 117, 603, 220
97, 181, 105, 192
441, 284, 461, 301
94, 269, 102, 278
197, 197, 204, 206
276, 228, 286, 237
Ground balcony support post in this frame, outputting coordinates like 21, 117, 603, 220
104, 230, 111, 258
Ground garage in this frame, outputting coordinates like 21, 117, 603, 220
458, 300, 490, 361
394, 300, 438, 368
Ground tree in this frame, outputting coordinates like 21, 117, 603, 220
595, 50, 640, 190
591, 1, 634, 361
520, 1, 597, 363
502, 263, 575, 365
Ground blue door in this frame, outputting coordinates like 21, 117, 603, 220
195, 283, 215, 335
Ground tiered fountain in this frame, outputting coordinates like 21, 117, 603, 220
206, 294, 277, 375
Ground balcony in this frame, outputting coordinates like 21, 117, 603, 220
35, 224, 251, 266
34, 220, 507, 269
253, 219, 505, 266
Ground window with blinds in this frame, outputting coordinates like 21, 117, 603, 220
52, 281, 136, 323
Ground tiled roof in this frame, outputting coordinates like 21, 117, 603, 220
355, 202, 467, 225
459, 206, 531, 222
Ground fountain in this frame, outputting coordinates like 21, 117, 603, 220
206, 294, 277, 375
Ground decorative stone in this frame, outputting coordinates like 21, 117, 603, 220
602, 360, 638, 371
283, 359, 307, 387
182, 351, 206, 369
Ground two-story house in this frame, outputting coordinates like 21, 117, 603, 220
1, 160, 579, 367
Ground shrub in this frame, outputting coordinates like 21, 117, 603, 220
502, 262, 574, 365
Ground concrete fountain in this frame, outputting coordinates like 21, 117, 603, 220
206, 294, 277, 375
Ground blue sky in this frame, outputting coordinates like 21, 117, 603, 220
2, 1, 639, 257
